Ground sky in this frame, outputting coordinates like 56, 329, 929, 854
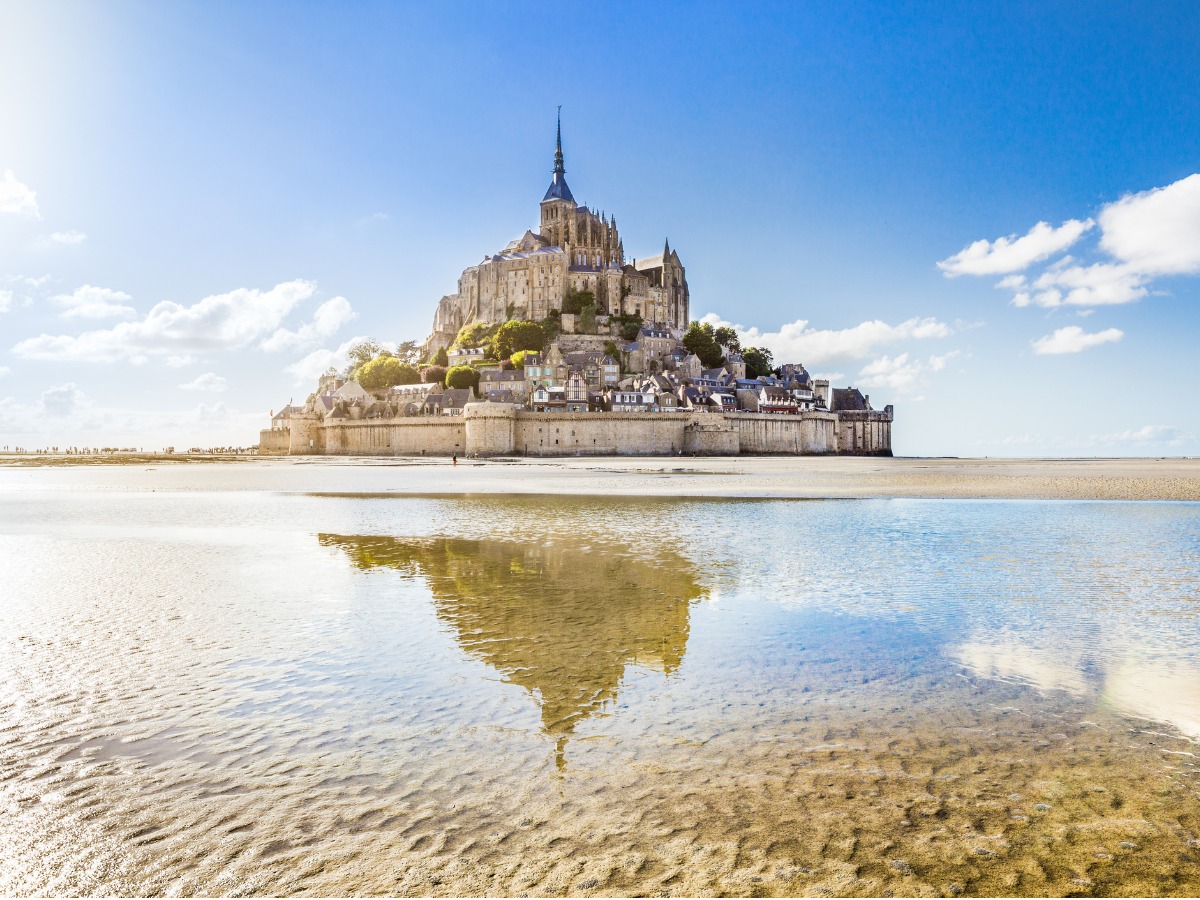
2, 0, 1199, 456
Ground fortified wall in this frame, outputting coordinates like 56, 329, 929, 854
259, 403, 892, 457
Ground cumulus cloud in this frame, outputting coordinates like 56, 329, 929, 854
1031, 325, 1123, 355
179, 372, 228, 393
48, 230, 87, 245
1013, 261, 1148, 308
39, 382, 87, 417
1098, 174, 1200, 276
945, 174, 1200, 322
0, 290, 12, 314
857, 351, 959, 397
0, 170, 39, 217
13, 280, 316, 363
52, 284, 137, 320
284, 335, 373, 384
937, 219, 1093, 277
260, 296, 356, 351
698, 312, 953, 366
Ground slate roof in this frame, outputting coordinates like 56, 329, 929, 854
542, 172, 574, 203
479, 368, 526, 383
832, 388, 869, 411
441, 388, 472, 410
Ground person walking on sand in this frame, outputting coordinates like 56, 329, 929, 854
452, 454, 457, 466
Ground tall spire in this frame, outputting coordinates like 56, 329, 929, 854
542, 106, 574, 203
554, 105, 565, 175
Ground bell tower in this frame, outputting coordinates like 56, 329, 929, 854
540, 107, 575, 248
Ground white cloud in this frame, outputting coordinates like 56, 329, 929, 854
0, 170, 39, 217
0, 366, 9, 378
857, 350, 960, 397
165, 355, 195, 367
179, 372, 228, 393
1098, 173, 1200, 276
39, 382, 87, 417
698, 312, 953, 366
937, 219, 1093, 277
10, 275, 51, 289
52, 284, 137, 320
0, 392, 263, 448
285, 335, 372, 385
1098, 424, 1183, 445
1013, 261, 1147, 308
0, 290, 12, 314
48, 230, 87, 245
13, 279, 316, 363
1031, 325, 1124, 355
260, 296, 356, 351
947, 174, 1200, 319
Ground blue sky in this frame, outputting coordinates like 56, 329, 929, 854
2, 0, 1199, 454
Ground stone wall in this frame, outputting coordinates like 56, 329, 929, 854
318, 417, 467, 456
258, 428, 290, 455
513, 411, 690, 456
734, 412, 838, 455
834, 408, 894, 456
259, 405, 891, 457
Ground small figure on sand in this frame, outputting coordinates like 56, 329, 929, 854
452, 454, 457, 466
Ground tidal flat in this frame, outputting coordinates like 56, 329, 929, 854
1, 464, 1198, 896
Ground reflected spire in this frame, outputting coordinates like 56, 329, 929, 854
319, 530, 702, 768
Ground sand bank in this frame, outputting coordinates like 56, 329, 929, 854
4, 454, 1200, 500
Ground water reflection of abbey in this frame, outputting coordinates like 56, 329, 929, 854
319, 533, 703, 766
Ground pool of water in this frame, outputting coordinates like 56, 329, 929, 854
1, 472, 1198, 896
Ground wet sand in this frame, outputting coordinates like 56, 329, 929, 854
1, 485, 1198, 896
4, 454, 1200, 501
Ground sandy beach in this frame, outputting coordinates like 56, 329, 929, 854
4, 454, 1200, 501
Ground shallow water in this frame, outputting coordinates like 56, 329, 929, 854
1, 471, 1199, 896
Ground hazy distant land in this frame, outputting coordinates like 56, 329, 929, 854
3, 454, 1199, 501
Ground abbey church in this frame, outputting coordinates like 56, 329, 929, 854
427, 115, 690, 350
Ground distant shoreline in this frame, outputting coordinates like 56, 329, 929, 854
3, 454, 1200, 501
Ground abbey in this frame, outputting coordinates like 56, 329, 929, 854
428, 115, 689, 351
259, 116, 895, 458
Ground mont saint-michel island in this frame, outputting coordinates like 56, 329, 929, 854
259, 117, 893, 459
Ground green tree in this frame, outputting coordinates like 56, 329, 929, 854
540, 314, 561, 342
510, 349, 530, 368
453, 321, 495, 349
346, 338, 385, 371
358, 356, 420, 390
395, 340, 422, 365
490, 320, 546, 360
578, 303, 597, 335
603, 340, 620, 361
743, 346, 774, 379
683, 321, 726, 369
562, 287, 595, 315
432, 346, 449, 367
614, 313, 643, 341
445, 365, 480, 392
713, 326, 741, 353
420, 365, 447, 386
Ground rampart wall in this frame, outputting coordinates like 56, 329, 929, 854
258, 404, 891, 457
734, 412, 838, 455
513, 412, 691, 456
259, 428, 290, 454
